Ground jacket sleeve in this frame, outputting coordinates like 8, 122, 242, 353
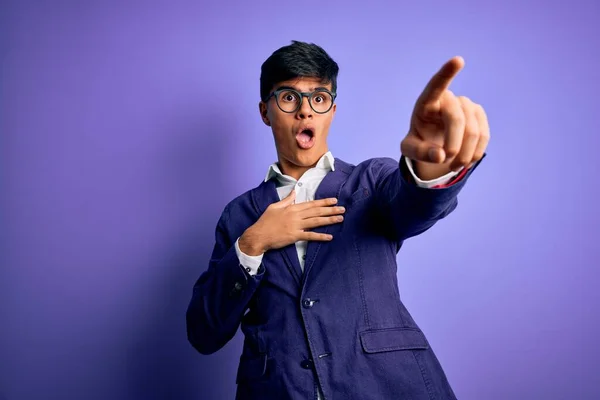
186, 205, 265, 355
374, 154, 486, 242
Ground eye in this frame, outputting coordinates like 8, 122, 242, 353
313, 95, 324, 103
279, 91, 299, 103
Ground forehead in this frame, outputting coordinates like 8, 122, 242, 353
274, 76, 332, 91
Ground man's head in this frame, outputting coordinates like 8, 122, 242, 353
259, 41, 339, 178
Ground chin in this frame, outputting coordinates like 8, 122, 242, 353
295, 149, 323, 166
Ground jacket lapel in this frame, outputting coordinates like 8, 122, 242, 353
302, 158, 351, 282
252, 179, 303, 287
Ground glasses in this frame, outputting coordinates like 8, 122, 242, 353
265, 88, 337, 114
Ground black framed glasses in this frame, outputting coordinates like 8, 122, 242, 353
265, 88, 337, 114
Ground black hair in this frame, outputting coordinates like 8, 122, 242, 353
259, 40, 339, 102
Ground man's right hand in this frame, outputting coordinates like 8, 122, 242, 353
238, 189, 346, 256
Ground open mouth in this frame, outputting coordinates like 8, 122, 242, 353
296, 127, 315, 149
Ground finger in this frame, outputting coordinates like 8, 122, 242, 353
275, 188, 296, 208
300, 205, 346, 219
418, 56, 465, 104
299, 232, 333, 242
440, 92, 466, 161
449, 97, 480, 171
472, 104, 490, 162
300, 215, 344, 230
400, 134, 445, 163
294, 197, 338, 211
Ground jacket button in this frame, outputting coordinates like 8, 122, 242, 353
300, 359, 314, 369
302, 299, 313, 308
234, 282, 243, 291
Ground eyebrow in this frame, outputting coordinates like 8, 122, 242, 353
275, 85, 330, 92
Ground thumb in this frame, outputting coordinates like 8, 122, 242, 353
401, 135, 446, 164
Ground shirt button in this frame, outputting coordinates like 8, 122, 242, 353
297, 182, 303, 187
302, 255, 306, 260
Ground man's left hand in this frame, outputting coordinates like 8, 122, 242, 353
401, 56, 490, 180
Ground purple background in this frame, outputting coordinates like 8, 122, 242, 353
2, 1, 599, 399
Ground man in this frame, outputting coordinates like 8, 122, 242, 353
186, 41, 489, 399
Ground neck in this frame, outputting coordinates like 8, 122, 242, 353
278, 151, 328, 180
279, 160, 313, 181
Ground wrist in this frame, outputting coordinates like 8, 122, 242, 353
239, 227, 267, 256
412, 159, 454, 181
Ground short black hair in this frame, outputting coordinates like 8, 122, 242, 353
260, 40, 339, 102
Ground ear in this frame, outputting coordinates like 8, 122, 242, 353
258, 101, 271, 126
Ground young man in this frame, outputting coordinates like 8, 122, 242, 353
187, 41, 489, 399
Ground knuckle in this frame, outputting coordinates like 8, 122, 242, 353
456, 157, 471, 165
455, 154, 470, 165
445, 147, 460, 158
449, 111, 466, 125
464, 129, 479, 140
475, 104, 486, 115
459, 96, 473, 105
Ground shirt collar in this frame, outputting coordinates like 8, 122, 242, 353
264, 151, 335, 182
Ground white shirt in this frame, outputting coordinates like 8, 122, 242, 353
234, 152, 460, 275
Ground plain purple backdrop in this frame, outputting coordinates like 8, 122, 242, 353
2, 1, 599, 399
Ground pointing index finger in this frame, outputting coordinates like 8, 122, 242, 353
419, 56, 465, 104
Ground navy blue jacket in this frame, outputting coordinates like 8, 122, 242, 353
187, 155, 484, 399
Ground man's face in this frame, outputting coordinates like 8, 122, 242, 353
259, 77, 337, 173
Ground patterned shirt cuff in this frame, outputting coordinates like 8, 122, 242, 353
404, 157, 462, 188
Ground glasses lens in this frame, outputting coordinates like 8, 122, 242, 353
310, 90, 333, 113
276, 90, 301, 112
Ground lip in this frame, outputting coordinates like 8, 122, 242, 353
295, 125, 316, 149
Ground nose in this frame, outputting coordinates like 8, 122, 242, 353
296, 95, 313, 119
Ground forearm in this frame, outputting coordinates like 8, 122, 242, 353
388, 171, 459, 240
376, 156, 481, 241
186, 217, 265, 355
